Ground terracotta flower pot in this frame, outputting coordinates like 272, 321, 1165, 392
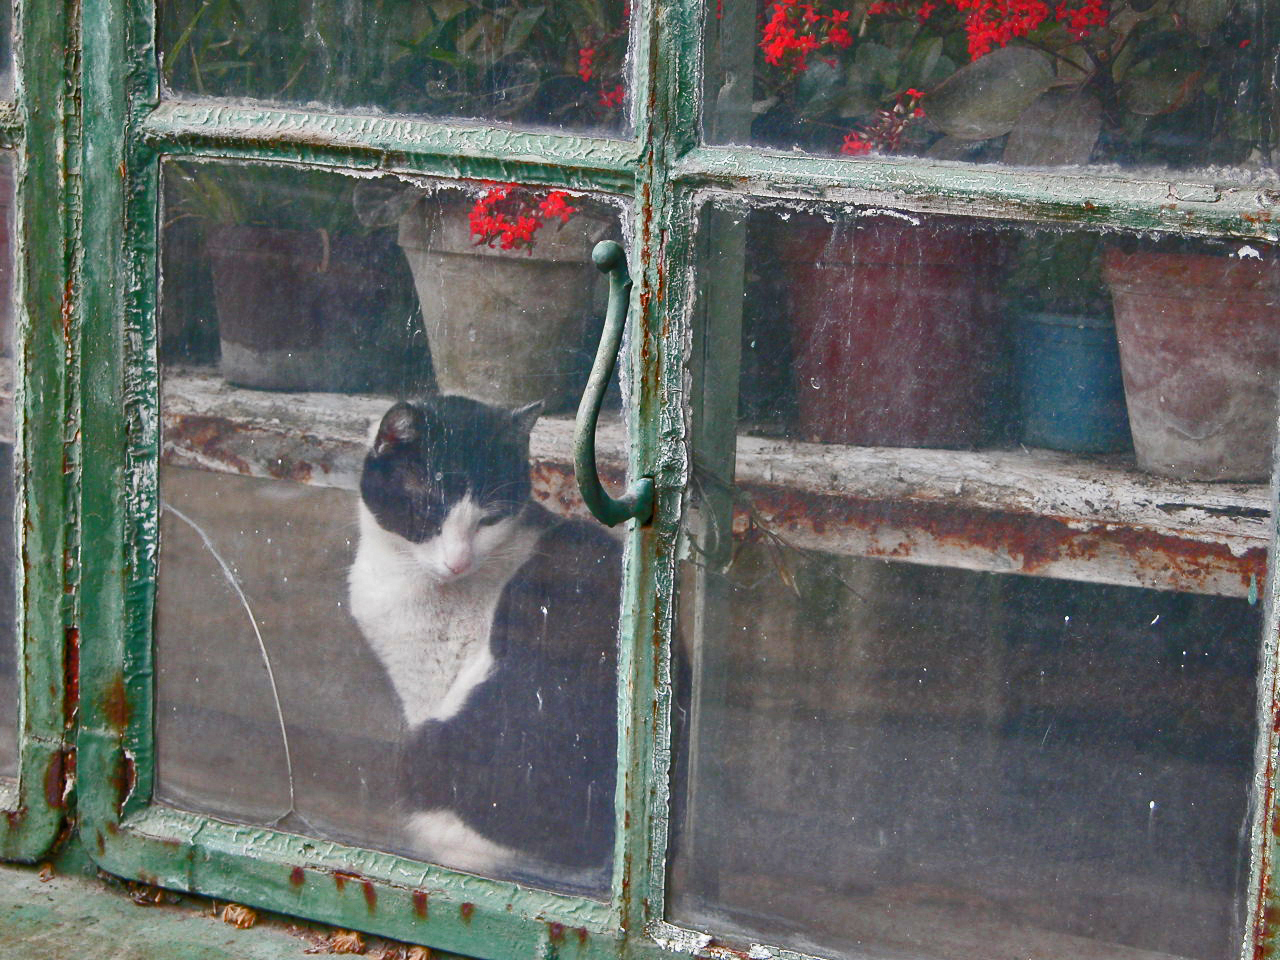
207, 225, 423, 393
397, 196, 610, 412
1103, 249, 1280, 481
778, 217, 1005, 447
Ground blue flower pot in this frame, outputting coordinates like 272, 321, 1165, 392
1015, 311, 1131, 454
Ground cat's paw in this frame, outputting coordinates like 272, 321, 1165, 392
404, 810, 515, 877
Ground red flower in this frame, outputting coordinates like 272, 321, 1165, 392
760, 1, 857, 73
578, 46, 596, 83
598, 84, 626, 108
828, 25, 853, 46
840, 132, 873, 154
469, 185, 578, 254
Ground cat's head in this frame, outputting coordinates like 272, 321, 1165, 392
360, 395, 543, 582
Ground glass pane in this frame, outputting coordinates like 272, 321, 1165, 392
704, 0, 1279, 175
667, 201, 1276, 960
0, 0, 12, 102
156, 161, 626, 898
157, 0, 631, 136
0, 153, 17, 780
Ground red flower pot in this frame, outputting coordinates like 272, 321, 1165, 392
779, 217, 1005, 447
1103, 248, 1280, 481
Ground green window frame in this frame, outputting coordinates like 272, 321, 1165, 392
0, 0, 73, 865
0, 2, 1278, 959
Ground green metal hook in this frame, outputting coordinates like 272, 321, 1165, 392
574, 241, 654, 528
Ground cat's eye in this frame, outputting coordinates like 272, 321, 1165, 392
477, 513, 505, 527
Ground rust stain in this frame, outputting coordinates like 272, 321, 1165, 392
333, 869, 358, 892
95, 831, 104, 854
105, 821, 119, 835
3, 806, 25, 828
738, 482, 1267, 594
64, 626, 79, 724
103, 674, 130, 730
61, 276, 74, 339
576, 927, 589, 946
163, 416, 252, 475
110, 753, 136, 813
530, 460, 624, 518
548, 922, 565, 944
265, 455, 313, 484
459, 902, 475, 923
43, 751, 65, 809
361, 879, 377, 912
411, 889, 428, 919
289, 866, 305, 888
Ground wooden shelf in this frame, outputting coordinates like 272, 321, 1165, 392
162, 371, 1270, 598
726, 433, 1269, 599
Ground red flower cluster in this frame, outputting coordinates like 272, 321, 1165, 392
578, 5, 631, 109
760, 0, 854, 74
469, 185, 578, 253
578, 46, 596, 83
1056, 0, 1107, 40
865, 0, 1109, 60
840, 88, 926, 155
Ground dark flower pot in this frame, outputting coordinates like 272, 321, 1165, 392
207, 224, 426, 394
778, 217, 1006, 448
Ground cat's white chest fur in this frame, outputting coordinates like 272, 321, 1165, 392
348, 502, 538, 729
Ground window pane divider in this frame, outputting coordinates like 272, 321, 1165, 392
673, 146, 1280, 240
139, 101, 640, 194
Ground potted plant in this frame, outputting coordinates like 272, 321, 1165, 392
390, 183, 615, 411
160, 0, 632, 133
1103, 240, 1280, 481
776, 210, 1008, 448
1006, 233, 1131, 454
749, 0, 1269, 169
164, 163, 426, 394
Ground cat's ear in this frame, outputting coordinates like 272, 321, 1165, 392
511, 400, 544, 436
373, 402, 424, 456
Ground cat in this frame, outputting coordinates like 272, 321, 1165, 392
347, 395, 621, 891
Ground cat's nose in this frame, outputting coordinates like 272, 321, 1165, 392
443, 551, 472, 576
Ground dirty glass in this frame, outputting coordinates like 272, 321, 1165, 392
0, 153, 16, 781
704, 0, 1279, 174
156, 160, 626, 898
157, 0, 631, 136
0, 0, 12, 102
667, 201, 1275, 960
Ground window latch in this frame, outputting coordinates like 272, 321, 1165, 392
574, 240, 654, 528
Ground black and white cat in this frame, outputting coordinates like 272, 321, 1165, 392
348, 396, 620, 890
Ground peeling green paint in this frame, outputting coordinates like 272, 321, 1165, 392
0, 0, 74, 864
31, 1, 1280, 960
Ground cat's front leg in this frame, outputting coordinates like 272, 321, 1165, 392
403, 809, 516, 878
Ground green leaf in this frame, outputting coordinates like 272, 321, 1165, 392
924, 46, 1056, 140
503, 6, 545, 56
795, 60, 845, 115
1120, 50, 1206, 115
901, 36, 943, 88
834, 86, 878, 119
1175, 0, 1235, 43
1002, 89, 1103, 166
854, 42, 898, 86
